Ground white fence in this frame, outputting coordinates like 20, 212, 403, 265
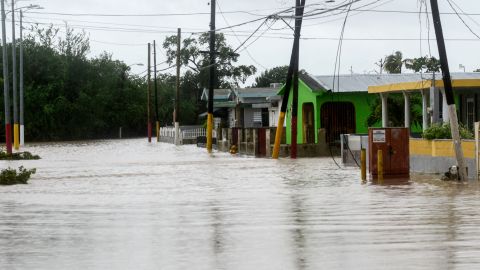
159, 126, 215, 144
180, 128, 206, 140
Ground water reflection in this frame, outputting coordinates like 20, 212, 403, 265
1, 139, 480, 269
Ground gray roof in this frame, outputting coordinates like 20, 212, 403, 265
235, 87, 280, 98
303, 72, 480, 93
201, 88, 233, 101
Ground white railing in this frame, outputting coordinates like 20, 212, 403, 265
180, 128, 206, 140
159, 127, 176, 138
159, 126, 213, 142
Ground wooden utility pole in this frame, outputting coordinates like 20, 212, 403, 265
147, 43, 152, 143
154, 40, 160, 142
290, 0, 305, 159
174, 28, 181, 145
272, 0, 306, 159
430, 0, 467, 180
207, 0, 216, 153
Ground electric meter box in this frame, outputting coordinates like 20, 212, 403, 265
368, 128, 410, 177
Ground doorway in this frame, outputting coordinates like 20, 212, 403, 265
320, 102, 356, 144
302, 103, 315, 143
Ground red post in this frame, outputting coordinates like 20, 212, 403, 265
5, 123, 12, 154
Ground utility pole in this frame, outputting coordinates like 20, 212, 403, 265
291, 0, 305, 159
147, 43, 152, 143
174, 28, 181, 145
1, 0, 11, 154
430, 0, 467, 181
19, 9, 24, 146
11, 0, 18, 150
375, 58, 385, 74
153, 40, 159, 142
207, 0, 216, 153
272, 0, 306, 159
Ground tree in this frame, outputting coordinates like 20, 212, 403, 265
254, 66, 289, 87
0, 24, 148, 141
383, 51, 404, 74
474, 68, 480, 72
163, 32, 256, 89
404, 56, 440, 73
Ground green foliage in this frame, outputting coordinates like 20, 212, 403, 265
384, 51, 403, 74
254, 66, 288, 87
0, 25, 148, 141
367, 93, 423, 128
0, 166, 36, 185
162, 32, 256, 89
422, 123, 474, 140
404, 56, 440, 73
0, 151, 40, 160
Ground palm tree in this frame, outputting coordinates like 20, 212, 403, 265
383, 51, 403, 74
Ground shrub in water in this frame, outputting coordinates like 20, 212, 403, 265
0, 166, 36, 185
0, 151, 40, 160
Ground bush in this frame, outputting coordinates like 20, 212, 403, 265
0, 166, 36, 185
422, 123, 473, 140
0, 151, 41, 160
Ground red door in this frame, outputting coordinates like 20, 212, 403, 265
257, 128, 267, 157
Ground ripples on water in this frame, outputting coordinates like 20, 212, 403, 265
1, 138, 480, 270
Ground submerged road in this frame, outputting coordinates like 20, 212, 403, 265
1, 138, 480, 269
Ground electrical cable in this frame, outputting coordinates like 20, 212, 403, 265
446, 0, 480, 40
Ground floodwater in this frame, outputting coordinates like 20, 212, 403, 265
1, 139, 480, 270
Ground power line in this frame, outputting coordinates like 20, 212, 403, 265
446, 0, 480, 40
217, 0, 269, 70
20, 19, 480, 42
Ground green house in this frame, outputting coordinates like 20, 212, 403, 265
281, 73, 430, 144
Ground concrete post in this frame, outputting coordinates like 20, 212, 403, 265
430, 85, 440, 124
441, 88, 449, 123
421, 89, 429, 131
403, 91, 410, 128
253, 128, 258, 156
380, 93, 388, 128
228, 128, 232, 145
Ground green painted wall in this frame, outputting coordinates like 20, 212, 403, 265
285, 79, 377, 144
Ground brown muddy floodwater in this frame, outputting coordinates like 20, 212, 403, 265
1, 138, 480, 270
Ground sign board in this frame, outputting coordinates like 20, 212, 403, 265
372, 130, 386, 143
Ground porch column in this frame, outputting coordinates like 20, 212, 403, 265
403, 91, 410, 128
421, 89, 429, 131
430, 85, 440, 124
441, 88, 450, 123
380, 93, 388, 128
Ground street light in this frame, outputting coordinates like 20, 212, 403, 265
1, 0, 11, 154
17, 3, 43, 147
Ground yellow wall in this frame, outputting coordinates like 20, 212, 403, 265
410, 138, 475, 159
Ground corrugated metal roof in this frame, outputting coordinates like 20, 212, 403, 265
213, 101, 236, 108
201, 88, 233, 101
235, 87, 280, 98
307, 72, 480, 93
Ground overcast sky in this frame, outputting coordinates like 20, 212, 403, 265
10, 0, 480, 85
